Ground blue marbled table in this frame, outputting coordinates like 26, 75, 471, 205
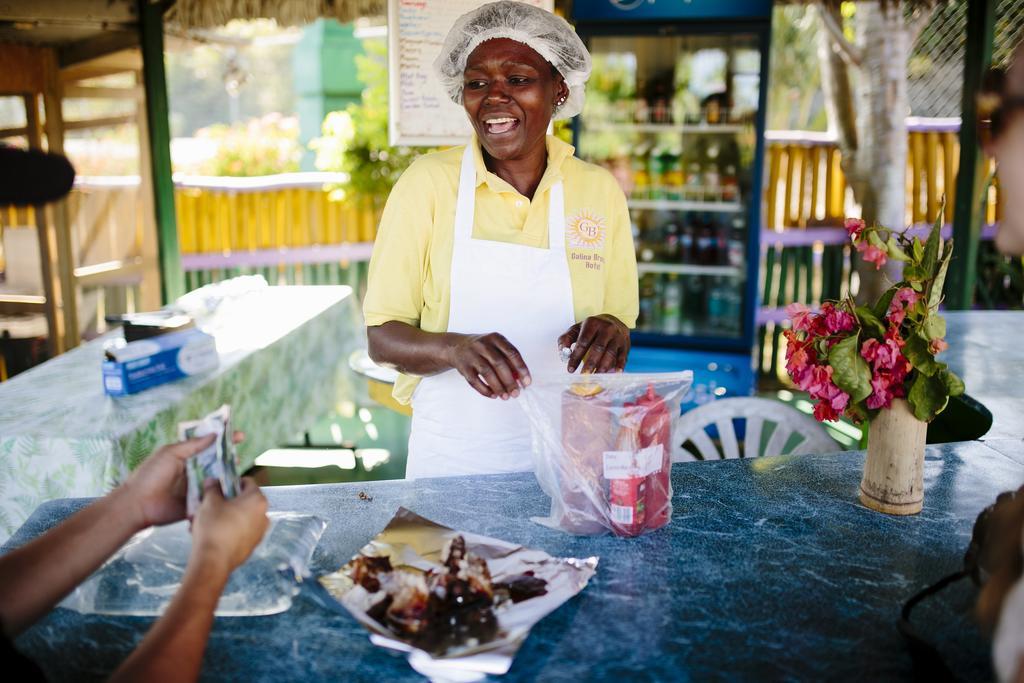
6, 439, 1024, 682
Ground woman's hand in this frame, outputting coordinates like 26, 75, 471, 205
190, 478, 269, 576
118, 432, 245, 530
447, 332, 530, 399
559, 315, 631, 374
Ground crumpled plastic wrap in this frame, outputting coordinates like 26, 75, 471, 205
521, 371, 693, 537
318, 507, 598, 680
60, 512, 326, 616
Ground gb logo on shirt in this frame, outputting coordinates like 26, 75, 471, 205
567, 209, 607, 250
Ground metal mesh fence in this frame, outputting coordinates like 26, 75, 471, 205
908, 0, 1023, 118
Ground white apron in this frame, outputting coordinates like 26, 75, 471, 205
406, 144, 575, 478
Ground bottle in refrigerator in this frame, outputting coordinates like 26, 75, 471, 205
695, 214, 717, 265
727, 217, 745, 268
638, 273, 657, 331
722, 164, 740, 202
704, 162, 721, 202
632, 145, 650, 200
685, 162, 702, 201
664, 222, 680, 261
684, 275, 704, 333
664, 144, 684, 200
715, 218, 730, 266
679, 218, 695, 264
707, 277, 725, 331
662, 274, 682, 335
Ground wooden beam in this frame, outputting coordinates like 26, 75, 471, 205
63, 84, 141, 99
0, 44, 47, 92
134, 68, 163, 310
60, 50, 142, 83
947, 0, 996, 310
0, 126, 29, 139
24, 88, 64, 356
59, 31, 139, 68
0, 0, 138, 24
63, 114, 136, 131
41, 52, 80, 351
0, 295, 47, 315
139, 0, 183, 304
74, 257, 144, 287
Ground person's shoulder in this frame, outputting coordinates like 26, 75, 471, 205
563, 155, 627, 206
402, 146, 463, 179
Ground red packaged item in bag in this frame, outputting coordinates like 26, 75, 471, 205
558, 382, 613, 535
606, 409, 647, 537
523, 371, 691, 537
635, 384, 673, 530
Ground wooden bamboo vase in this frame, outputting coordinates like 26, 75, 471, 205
859, 398, 928, 515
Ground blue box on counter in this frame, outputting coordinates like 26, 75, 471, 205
102, 328, 219, 396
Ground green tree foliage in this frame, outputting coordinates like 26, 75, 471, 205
768, 5, 828, 131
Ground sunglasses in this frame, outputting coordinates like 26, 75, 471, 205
978, 66, 1024, 149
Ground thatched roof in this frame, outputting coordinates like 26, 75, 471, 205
165, 0, 386, 29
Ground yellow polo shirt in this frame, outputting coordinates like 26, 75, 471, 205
364, 135, 639, 404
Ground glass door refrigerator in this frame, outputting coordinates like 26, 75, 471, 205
572, 0, 773, 408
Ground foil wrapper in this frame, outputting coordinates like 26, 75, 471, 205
319, 507, 598, 680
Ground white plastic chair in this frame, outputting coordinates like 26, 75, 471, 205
673, 397, 840, 462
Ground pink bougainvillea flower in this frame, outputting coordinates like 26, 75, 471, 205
785, 302, 812, 333
884, 324, 906, 348
856, 240, 888, 270
813, 400, 840, 422
887, 287, 921, 326
821, 302, 856, 335
844, 218, 866, 239
929, 338, 949, 355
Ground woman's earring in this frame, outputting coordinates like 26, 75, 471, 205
556, 95, 567, 107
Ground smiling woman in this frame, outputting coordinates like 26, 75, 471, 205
362, 1, 639, 479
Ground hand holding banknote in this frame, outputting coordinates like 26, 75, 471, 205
191, 478, 269, 575
119, 430, 245, 530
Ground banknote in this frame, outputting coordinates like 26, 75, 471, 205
177, 404, 239, 516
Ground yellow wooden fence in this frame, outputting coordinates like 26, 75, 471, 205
174, 174, 380, 255
764, 121, 1001, 231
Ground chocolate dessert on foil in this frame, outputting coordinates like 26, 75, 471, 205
348, 535, 547, 654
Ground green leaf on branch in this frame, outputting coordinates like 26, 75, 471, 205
912, 236, 924, 262
868, 230, 888, 251
908, 372, 950, 422
923, 217, 941, 272
938, 367, 965, 397
828, 335, 872, 403
855, 305, 886, 337
873, 288, 898, 320
903, 333, 941, 376
886, 235, 910, 262
903, 263, 928, 282
929, 240, 953, 311
922, 315, 946, 341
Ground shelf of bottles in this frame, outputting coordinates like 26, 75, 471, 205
577, 33, 762, 340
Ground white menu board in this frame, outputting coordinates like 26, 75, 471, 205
387, 0, 553, 147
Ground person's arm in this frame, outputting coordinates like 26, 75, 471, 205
0, 435, 218, 637
109, 478, 268, 683
558, 175, 638, 374
368, 322, 529, 399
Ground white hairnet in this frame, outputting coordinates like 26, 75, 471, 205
433, 1, 592, 120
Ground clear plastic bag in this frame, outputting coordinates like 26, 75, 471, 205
60, 512, 326, 616
521, 372, 693, 537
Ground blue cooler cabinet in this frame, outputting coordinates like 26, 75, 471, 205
572, 0, 773, 404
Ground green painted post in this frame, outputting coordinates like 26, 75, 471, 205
947, 0, 996, 309
293, 20, 364, 171
139, 0, 184, 304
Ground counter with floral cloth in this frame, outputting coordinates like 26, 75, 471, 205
0, 285, 363, 541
